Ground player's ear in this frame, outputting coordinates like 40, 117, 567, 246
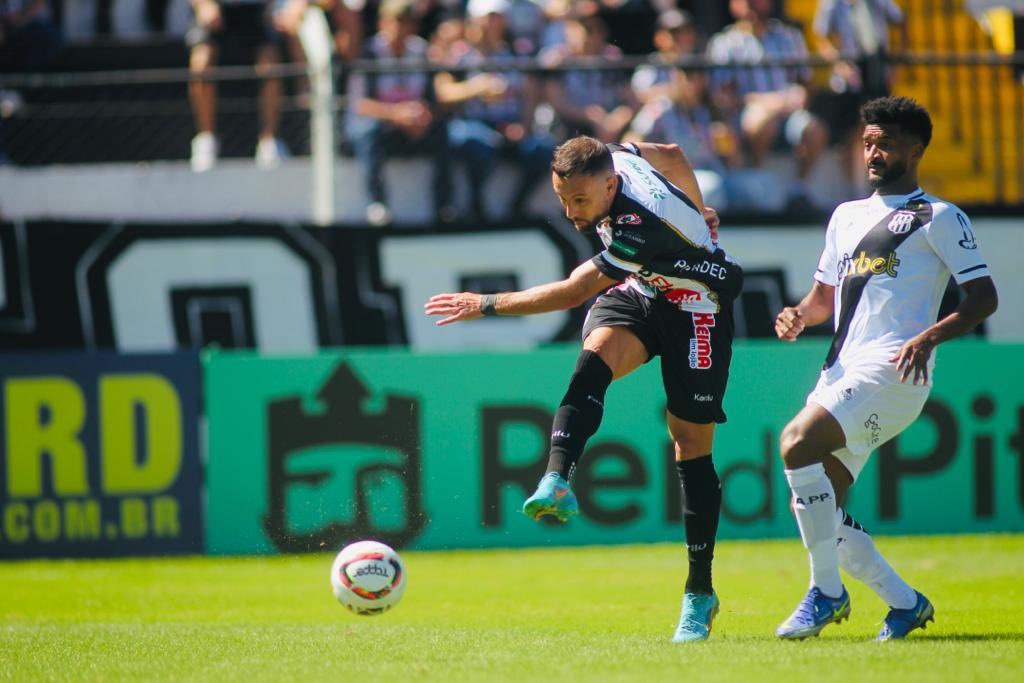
909, 138, 926, 161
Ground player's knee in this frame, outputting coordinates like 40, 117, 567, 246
779, 422, 814, 468
670, 423, 714, 461
672, 434, 702, 461
190, 46, 215, 72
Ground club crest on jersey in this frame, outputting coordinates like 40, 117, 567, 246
616, 213, 642, 225
887, 211, 916, 234
688, 313, 715, 369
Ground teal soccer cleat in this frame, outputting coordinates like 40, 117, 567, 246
877, 591, 934, 641
522, 472, 578, 522
776, 587, 852, 640
672, 592, 720, 642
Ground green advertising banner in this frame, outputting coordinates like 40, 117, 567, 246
204, 341, 1024, 554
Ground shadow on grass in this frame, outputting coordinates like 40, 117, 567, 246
711, 631, 1024, 644
912, 632, 1024, 642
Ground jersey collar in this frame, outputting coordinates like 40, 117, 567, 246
871, 188, 925, 208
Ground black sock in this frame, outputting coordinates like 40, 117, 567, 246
545, 350, 613, 480
677, 455, 721, 595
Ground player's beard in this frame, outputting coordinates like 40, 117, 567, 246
572, 215, 602, 233
867, 159, 909, 189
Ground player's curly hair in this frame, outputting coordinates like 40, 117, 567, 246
551, 136, 614, 179
861, 96, 932, 148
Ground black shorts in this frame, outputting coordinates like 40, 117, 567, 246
582, 284, 734, 424
186, 4, 283, 54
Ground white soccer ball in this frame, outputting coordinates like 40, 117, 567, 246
330, 540, 407, 616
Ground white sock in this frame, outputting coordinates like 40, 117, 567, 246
786, 464, 843, 598
835, 508, 917, 609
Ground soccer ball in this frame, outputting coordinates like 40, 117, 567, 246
330, 540, 407, 616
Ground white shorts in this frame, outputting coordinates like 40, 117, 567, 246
806, 361, 930, 481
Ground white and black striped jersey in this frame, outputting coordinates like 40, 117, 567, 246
590, 144, 743, 314
814, 189, 990, 370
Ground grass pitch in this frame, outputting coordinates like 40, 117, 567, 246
2, 534, 1022, 682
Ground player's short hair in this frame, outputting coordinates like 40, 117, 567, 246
861, 96, 932, 147
551, 136, 613, 179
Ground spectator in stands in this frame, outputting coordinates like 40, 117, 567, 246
813, 0, 904, 99
187, 0, 290, 172
631, 8, 704, 105
813, 0, 904, 193
626, 10, 733, 208
706, 0, 829, 209
540, 10, 640, 142
275, 1, 364, 64
346, 0, 453, 226
273, 0, 363, 105
0, 0, 63, 72
502, 0, 548, 55
434, 0, 554, 220
427, 9, 470, 63
595, 0, 665, 56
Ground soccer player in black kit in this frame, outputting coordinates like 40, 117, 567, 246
425, 136, 743, 641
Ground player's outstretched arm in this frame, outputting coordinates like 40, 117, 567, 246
632, 142, 705, 213
775, 280, 835, 342
890, 275, 998, 384
424, 260, 617, 326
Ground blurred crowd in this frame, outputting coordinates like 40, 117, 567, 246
3, 0, 918, 220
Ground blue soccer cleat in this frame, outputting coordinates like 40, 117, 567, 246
776, 586, 852, 640
877, 591, 934, 641
522, 472, 578, 522
672, 592, 720, 642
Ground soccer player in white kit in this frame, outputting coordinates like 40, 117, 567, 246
773, 96, 999, 641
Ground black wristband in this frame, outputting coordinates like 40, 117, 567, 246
480, 294, 498, 317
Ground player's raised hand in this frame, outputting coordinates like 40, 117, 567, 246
424, 292, 485, 326
703, 206, 720, 242
889, 333, 935, 384
775, 307, 805, 341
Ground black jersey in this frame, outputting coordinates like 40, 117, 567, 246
590, 144, 743, 314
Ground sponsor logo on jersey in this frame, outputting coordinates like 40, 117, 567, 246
956, 213, 977, 249
623, 156, 667, 200
610, 240, 638, 258
840, 388, 854, 401
840, 250, 901, 278
688, 312, 715, 369
615, 213, 642, 225
614, 228, 646, 244
635, 272, 719, 312
665, 286, 702, 305
887, 211, 916, 234
673, 258, 729, 281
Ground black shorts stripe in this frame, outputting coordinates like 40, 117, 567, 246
957, 264, 987, 275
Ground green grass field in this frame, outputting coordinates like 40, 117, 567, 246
2, 534, 1022, 682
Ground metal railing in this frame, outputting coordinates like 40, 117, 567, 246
2, 12, 1022, 210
